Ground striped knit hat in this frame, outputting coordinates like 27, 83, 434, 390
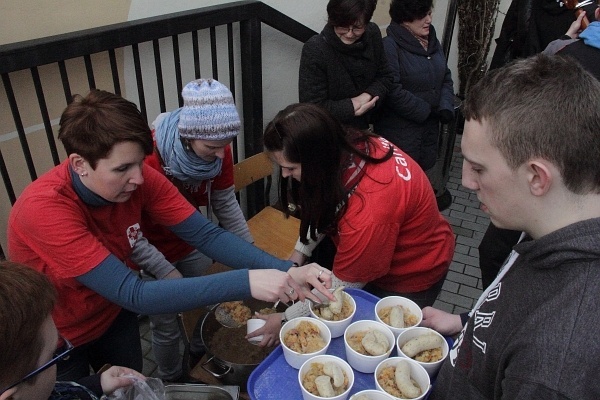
178, 78, 241, 140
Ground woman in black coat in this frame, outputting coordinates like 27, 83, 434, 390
373, 0, 454, 171
299, 0, 394, 130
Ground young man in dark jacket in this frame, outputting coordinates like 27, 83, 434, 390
422, 54, 600, 399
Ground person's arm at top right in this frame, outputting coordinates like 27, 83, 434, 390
543, 12, 586, 55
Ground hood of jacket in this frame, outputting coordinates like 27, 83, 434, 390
580, 21, 600, 50
385, 21, 440, 56
514, 218, 600, 271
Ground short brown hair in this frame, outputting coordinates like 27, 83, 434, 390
0, 261, 57, 389
463, 54, 600, 194
327, 0, 377, 27
58, 89, 153, 169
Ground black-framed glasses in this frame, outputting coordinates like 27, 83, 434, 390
334, 25, 366, 35
0, 335, 74, 394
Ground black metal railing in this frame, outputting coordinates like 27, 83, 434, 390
0, 1, 315, 219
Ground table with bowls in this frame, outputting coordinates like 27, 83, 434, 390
247, 288, 452, 400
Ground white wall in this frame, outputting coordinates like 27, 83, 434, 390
125, 0, 512, 126
126, 0, 327, 134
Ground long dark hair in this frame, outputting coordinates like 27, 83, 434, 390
263, 103, 392, 242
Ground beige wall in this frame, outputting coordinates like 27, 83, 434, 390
0, 0, 131, 45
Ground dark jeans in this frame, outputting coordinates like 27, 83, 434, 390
364, 274, 447, 309
57, 308, 143, 381
478, 222, 522, 289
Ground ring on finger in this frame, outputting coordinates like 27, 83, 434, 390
318, 269, 323, 278
288, 288, 295, 296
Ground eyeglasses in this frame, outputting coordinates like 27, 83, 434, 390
0, 335, 74, 394
334, 25, 366, 35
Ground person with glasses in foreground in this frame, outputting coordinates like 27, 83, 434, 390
0, 261, 144, 400
299, 0, 393, 130
421, 54, 600, 399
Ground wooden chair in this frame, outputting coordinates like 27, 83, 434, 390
180, 151, 301, 379
233, 151, 274, 196
234, 151, 300, 258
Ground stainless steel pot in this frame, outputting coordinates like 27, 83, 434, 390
199, 299, 280, 387
164, 384, 239, 400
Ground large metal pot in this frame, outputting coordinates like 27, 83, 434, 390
199, 298, 280, 387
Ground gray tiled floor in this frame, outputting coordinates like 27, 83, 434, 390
139, 134, 489, 378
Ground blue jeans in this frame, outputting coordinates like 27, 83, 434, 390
144, 250, 211, 380
56, 308, 143, 381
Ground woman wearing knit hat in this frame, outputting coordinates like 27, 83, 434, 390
131, 79, 255, 382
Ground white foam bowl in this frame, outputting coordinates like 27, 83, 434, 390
298, 354, 354, 400
349, 389, 396, 400
374, 296, 423, 339
309, 289, 356, 338
343, 320, 395, 373
280, 317, 331, 369
374, 357, 431, 400
396, 327, 449, 378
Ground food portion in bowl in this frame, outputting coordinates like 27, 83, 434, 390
216, 300, 252, 326
283, 320, 327, 354
312, 286, 354, 321
377, 305, 419, 329
258, 306, 278, 315
377, 359, 423, 399
302, 361, 350, 398
346, 328, 390, 356
400, 334, 444, 363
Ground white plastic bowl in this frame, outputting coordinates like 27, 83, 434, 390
298, 354, 354, 400
396, 327, 449, 378
349, 389, 396, 400
280, 317, 331, 369
309, 289, 356, 338
374, 357, 430, 400
343, 320, 395, 373
374, 296, 423, 339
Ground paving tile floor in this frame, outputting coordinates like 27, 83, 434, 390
139, 134, 489, 378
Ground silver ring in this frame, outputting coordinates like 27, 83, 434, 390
318, 270, 323, 278
288, 288, 295, 296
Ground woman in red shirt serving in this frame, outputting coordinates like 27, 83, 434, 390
250, 103, 454, 346
7, 91, 332, 381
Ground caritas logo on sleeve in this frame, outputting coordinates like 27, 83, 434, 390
379, 137, 412, 181
126, 223, 141, 248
